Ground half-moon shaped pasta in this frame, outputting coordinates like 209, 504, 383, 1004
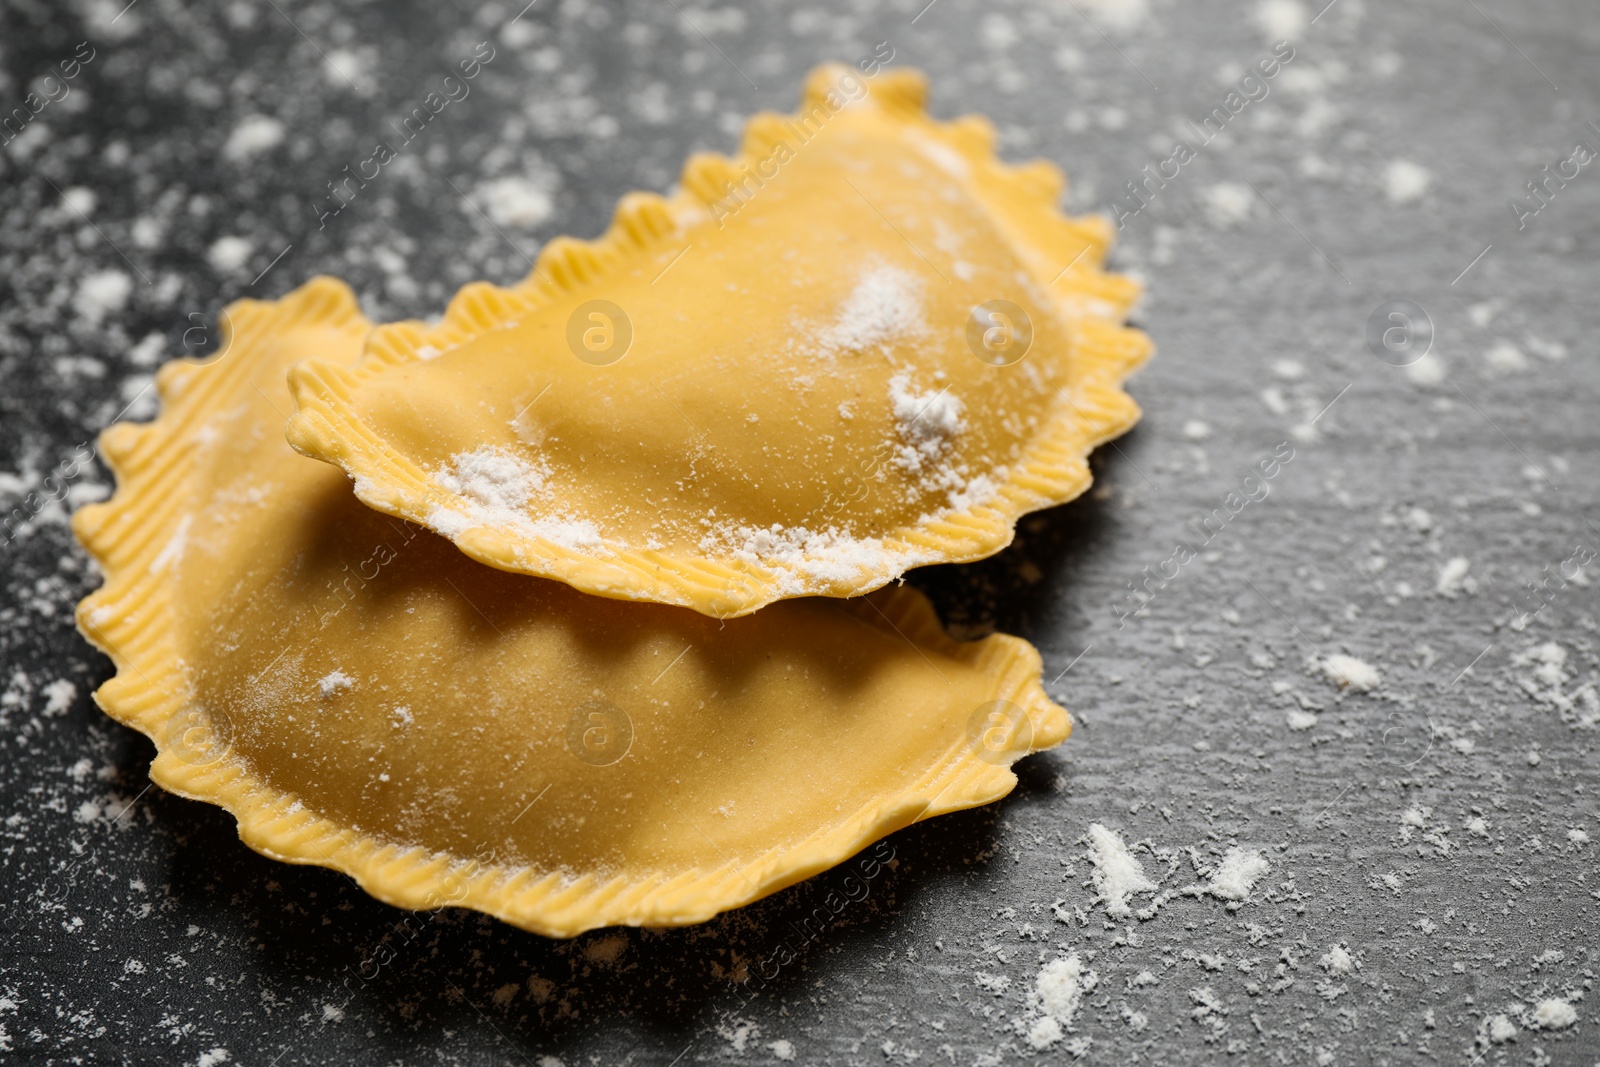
286, 64, 1150, 618
73, 278, 1068, 936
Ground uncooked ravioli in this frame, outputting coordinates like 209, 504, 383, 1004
286, 64, 1151, 618
72, 278, 1068, 937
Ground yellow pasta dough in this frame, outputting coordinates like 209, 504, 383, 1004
287, 64, 1150, 618
72, 278, 1068, 936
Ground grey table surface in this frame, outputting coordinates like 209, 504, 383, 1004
2, 0, 1598, 1064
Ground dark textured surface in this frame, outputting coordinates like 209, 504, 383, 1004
2, 0, 1598, 1064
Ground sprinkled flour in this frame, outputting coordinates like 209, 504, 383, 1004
1530, 998, 1577, 1030
1086, 823, 1157, 918
820, 265, 924, 355
1384, 160, 1432, 205
1509, 642, 1600, 726
207, 235, 253, 274
694, 394, 1002, 598
1435, 556, 1473, 597
436, 446, 548, 511
1321, 654, 1380, 692
1202, 847, 1270, 902
222, 114, 286, 162
317, 670, 355, 696
884, 371, 982, 510
74, 269, 133, 326
1019, 955, 1098, 1050
1318, 944, 1354, 976
41, 679, 77, 717
888, 373, 965, 453
477, 176, 555, 229
697, 522, 919, 595
428, 447, 604, 551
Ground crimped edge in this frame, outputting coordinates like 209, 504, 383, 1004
73, 278, 1070, 938
285, 63, 1152, 619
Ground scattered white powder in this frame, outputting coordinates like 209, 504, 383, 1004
1466, 816, 1489, 837
1569, 828, 1590, 846
148, 514, 192, 575
1322, 654, 1379, 692
1077, 0, 1149, 34
1510, 642, 1600, 727
437, 446, 547, 512
699, 522, 915, 594
222, 115, 285, 162
196, 1050, 231, 1067
1086, 823, 1157, 918
974, 973, 1011, 995
75, 269, 133, 326
1035, 956, 1096, 1022
1202, 847, 1270, 901
1484, 341, 1528, 375
429, 502, 603, 549
1202, 182, 1254, 227
1436, 556, 1473, 597
54, 355, 105, 381
1401, 806, 1429, 831
1525, 335, 1568, 361
1025, 1016, 1064, 1050
717, 1019, 758, 1053
820, 265, 924, 355
129, 331, 165, 367
1521, 642, 1568, 684
62, 186, 97, 217
478, 176, 555, 229
1182, 419, 1212, 441
1384, 160, 1431, 205
766, 1039, 795, 1061
429, 447, 606, 549
917, 136, 970, 179
1405, 351, 1445, 386
699, 375, 989, 595
207, 235, 253, 274
1286, 709, 1318, 731
317, 670, 355, 696
888, 372, 966, 472
1486, 1014, 1516, 1043
1254, 0, 1308, 39
41, 678, 77, 717
121, 372, 158, 419
1530, 998, 1577, 1030
1318, 944, 1354, 975
131, 214, 165, 249
538, 518, 606, 550
1020, 955, 1098, 1049
323, 47, 376, 95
